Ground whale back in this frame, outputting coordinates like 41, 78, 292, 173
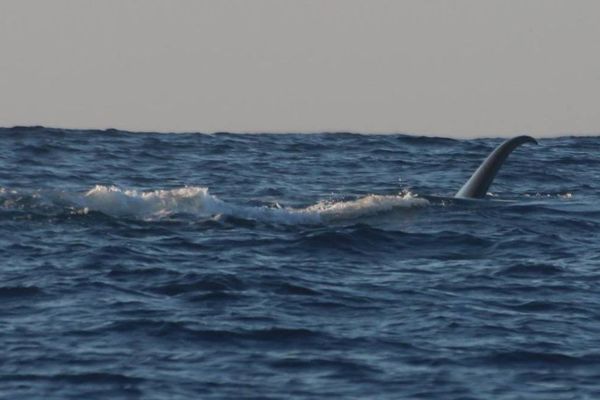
455, 135, 537, 199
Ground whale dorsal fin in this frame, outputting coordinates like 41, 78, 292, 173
455, 135, 537, 199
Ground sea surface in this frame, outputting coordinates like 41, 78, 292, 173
1, 127, 599, 399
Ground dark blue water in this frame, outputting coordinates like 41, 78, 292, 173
1, 126, 600, 399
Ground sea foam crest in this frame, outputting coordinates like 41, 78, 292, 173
77, 185, 429, 224
80, 186, 220, 217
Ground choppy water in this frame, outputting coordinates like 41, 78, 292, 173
1, 126, 600, 399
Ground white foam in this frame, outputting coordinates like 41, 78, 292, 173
71, 185, 429, 224
523, 192, 574, 200
1, 185, 429, 224
77, 185, 219, 217
304, 193, 428, 220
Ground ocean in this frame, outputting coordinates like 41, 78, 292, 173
1, 126, 599, 399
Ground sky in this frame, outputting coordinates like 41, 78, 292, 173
1, 0, 599, 137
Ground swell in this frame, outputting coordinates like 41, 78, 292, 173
0, 285, 44, 298
2, 128, 600, 400
73, 319, 328, 345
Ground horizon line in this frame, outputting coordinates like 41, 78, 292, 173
1, 125, 599, 139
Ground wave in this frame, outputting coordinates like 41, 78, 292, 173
0, 285, 44, 298
0, 185, 429, 225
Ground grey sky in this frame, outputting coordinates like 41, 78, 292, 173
1, 0, 599, 137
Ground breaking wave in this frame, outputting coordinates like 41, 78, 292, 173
0, 185, 429, 225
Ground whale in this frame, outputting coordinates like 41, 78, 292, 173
454, 135, 538, 199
